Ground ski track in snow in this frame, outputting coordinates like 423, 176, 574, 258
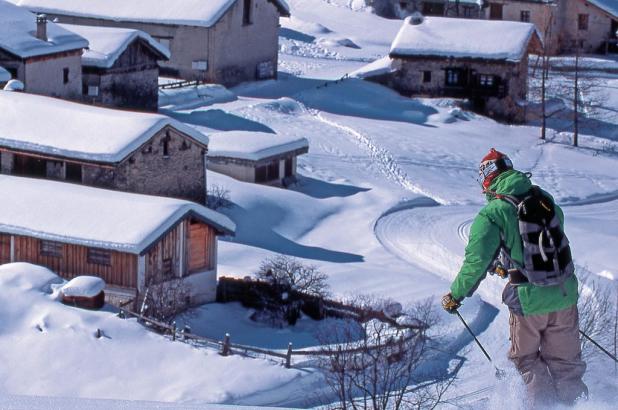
310, 110, 450, 204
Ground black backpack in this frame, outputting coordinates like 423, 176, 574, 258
498, 186, 574, 287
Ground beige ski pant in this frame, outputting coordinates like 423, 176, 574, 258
508, 304, 588, 407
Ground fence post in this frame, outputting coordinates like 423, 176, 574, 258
222, 333, 231, 356
182, 325, 191, 341
117, 309, 125, 319
285, 342, 293, 368
172, 321, 176, 341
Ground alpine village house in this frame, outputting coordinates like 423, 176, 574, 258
12, 0, 291, 85
0, 91, 210, 204
372, 15, 541, 122
0, 175, 235, 307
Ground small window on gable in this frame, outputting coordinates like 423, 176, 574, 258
422, 71, 432, 83
88, 248, 111, 266
40, 240, 62, 257
180, 140, 191, 151
578, 14, 588, 31
520, 10, 530, 22
243, 0, 253, 25
162, 133, 171, 157
63, 68, 69, 84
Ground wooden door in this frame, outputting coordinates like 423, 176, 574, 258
489, 3, 503, 20
188, 222, 208, 273
0, 234, 10, 264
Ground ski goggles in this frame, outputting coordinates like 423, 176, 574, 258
477, 157, 513, 187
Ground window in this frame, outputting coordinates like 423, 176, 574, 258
463, 6, 474, 18
88, 248, 111, 266
87, 85, 99, 96
191, 60, 208, 70
40, 240, 62, 257
520, 10, 530, 22
65, 162, 82, 182
479, 74, 495, 87
163, 258, 173, 276
445, 69, 462, 86
162, 132, 171, 157
578, 14, 588, 31
243, 0, 253, 25
63, 68, 69, 84
489, 3, 503, 20
422, 71, 432, 83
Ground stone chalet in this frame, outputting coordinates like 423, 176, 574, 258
486, 0, 618, 54
0, 0, 88, 99
378, 15, 541, 122
207, 131, 309, 186
59, 24, 171, 112
13, 0, 291, 86
0, 91, 210, 203
0, 175, 235, 306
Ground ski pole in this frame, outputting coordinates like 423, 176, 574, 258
456, 311, 506, 379
579, 329, 618, 363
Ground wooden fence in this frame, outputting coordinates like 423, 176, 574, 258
159, 79, 205, 90
118, 307, 421, 369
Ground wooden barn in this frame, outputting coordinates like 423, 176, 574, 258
207, 131, 309, 186
59, 24, 170, 112
0, 1, 88, 99
0, 175, 235, 306
0, 91, 210, 203
13, 0, 290, 86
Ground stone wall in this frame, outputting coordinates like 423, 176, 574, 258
23, 51, 83, 98
562, 0, 616, 53
113, 126, 207, 203
387, 56, 528, 122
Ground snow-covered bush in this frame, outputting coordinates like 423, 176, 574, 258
206, 184, 231, 210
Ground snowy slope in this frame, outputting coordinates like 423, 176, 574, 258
0, 263, 299, 404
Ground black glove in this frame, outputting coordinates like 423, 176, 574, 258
441, 293, 461, 314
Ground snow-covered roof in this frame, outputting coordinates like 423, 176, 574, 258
59, 24, 170, 68
588, 0, 618, 18
0, 91, 208, 163
0, 175, 235, 253
350, 56, 394, 79
0, 0, 88, 58
389, 16, 537, 62
0, 66, 10, 82
12, 0, 290, 28
207, 131, 309, 162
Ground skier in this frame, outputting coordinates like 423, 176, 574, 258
441, 148, 588, 407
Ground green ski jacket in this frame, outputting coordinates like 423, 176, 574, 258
450, 170, 579, 316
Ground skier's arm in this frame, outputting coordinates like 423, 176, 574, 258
450, 212, 501, 301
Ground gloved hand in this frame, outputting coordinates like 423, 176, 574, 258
441, 293, 461, 314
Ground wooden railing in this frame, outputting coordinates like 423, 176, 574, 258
117, 308, 421, 369
158, 79, 205, 90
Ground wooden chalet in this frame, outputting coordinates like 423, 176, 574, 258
0, 175, 235, 305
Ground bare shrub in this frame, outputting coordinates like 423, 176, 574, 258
577, 266, 616, 359
141, 278, 191, 322
206, 184, 231, 210
315, 297, 453, 409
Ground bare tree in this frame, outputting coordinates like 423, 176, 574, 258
255, 255, 329, 325
577, 267, 615, 359
256, 254, 329, 297
315, 297, 454, 409
206, 183, 231, 210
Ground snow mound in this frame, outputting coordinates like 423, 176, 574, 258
0, 262, 60, 293
159, 83, 237, 110
261, 97, 306, 115
3, 79, 24, 91
61, 276, 106, 297
284, 17, 332, 35
317, 37, 360, 49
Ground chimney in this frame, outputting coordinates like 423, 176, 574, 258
36, 14, 47, 42
409, 11, 424, 26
